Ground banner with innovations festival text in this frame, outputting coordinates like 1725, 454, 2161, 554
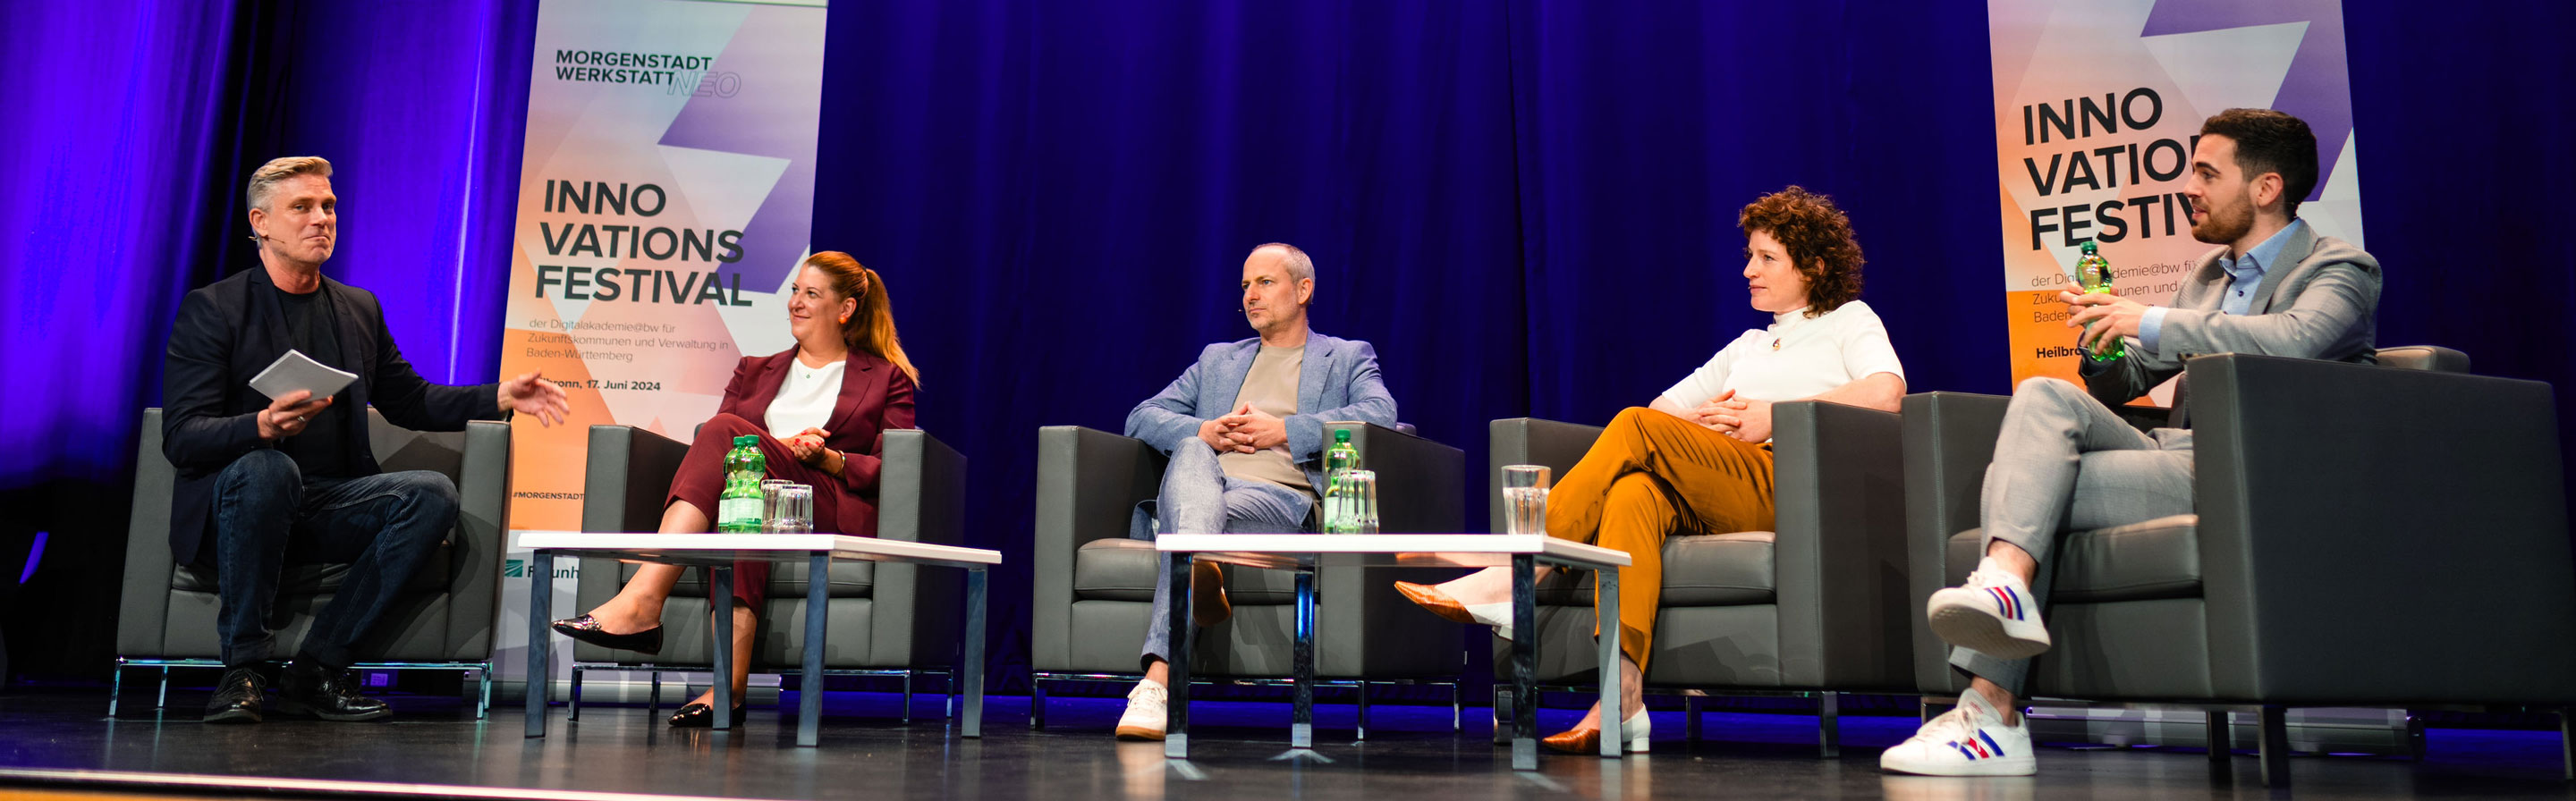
1992, 0, 2362, 399
492, 0, 826, 691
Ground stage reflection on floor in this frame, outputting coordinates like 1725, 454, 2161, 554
0, 688, 2567, 800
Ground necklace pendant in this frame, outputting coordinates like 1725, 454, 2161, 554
1771, 338, 1783, 351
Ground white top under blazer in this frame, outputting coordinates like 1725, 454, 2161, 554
1660, 299, 1906, 409
764, 358, 847, 439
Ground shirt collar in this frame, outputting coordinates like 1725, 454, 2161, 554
2223, 218, 2306, 282
1769, 306, 1815, 332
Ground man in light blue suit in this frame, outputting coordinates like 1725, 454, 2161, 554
1112, 242, 1399, 740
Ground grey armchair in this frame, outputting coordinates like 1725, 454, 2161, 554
114, 408, 509, 716
1902, 349, 2576, 785
1030, 421, 1468, 732
1487, 400, 1912, 755
564, 424, 969, 722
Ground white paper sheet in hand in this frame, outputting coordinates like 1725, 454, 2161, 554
249, 350, 358, 401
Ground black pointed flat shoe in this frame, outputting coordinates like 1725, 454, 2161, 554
550, 614, 665, 655
668, 702, 749, 728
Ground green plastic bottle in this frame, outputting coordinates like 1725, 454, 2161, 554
2074, 240, 2125, 361
1321, 429, 1360, 534
717, 435, 767, 532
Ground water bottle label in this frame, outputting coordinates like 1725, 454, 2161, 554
718, 497, 761, 530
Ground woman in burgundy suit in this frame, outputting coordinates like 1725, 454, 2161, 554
549, 251, 919, 727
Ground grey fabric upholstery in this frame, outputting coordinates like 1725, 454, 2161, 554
1904, 349, 2576, 707
116, 408, 509, 664
572, 426, 967, 670
1487, 402, 1913, 693
1032, 422, 1467, 679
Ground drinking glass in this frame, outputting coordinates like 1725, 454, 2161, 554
1341, 469, 1380, 535
773, 485, 816, 534
1501, 464, 1551, 536
760, 479, 793, 532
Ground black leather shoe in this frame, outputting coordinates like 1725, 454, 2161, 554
275, 662, 393, 721
551, 614, 665, 655
668, 702, 749, 728
201, 666, 266, 724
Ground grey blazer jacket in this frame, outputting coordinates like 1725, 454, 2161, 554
1124, 332, 1399, 490
2083, 222, 2382, 415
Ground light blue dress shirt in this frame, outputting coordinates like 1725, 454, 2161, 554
2139, 218, 2307, 354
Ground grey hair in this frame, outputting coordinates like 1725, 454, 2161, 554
1256, 242, 1316, 292
246, 156, 333, 213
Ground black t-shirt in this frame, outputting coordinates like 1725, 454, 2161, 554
275, 285, 353, 477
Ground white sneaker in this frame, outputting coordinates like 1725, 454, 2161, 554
1880, 691, 2036, 776
1926, 562, 2051, 660
1114, 679, 1167, 740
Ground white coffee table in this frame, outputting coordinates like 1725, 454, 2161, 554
1155, 533, 1630, 770
513, 532, 1002, 746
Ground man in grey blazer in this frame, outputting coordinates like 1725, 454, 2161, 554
1111, 242, 1399, 740
1884, 109, 2382, 776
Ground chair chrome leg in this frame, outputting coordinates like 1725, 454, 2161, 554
902, 671, 914, 725
1686, 695, 1702, 742
2206, 710, 2230, 769
1818, 692, 1841, 759
1451, 682, 1462, 732
569, 665, 585, 721
157, 665, 170, 710
1030, 678, 1047, 729
1356, 680, 1369, 741
2559, 707, 2572, 781
479, 664, 494, 720
648, 670, 664, 716
107, 663, 123, 717
2258, 704, 2291, 787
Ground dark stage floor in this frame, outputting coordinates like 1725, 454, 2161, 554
0, 687, 2568, 799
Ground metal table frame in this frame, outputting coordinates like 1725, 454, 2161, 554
513, 532, 1000, 746
1156, 534, 1630, 771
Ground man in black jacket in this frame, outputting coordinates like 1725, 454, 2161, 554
164, 156, 568, 723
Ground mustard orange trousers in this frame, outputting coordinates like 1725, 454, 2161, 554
1545, 407, 1775, 670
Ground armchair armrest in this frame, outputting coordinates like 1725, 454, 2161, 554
874, 428, 969, 665
1330, 421, 1466, 534
1488, 417, 1606, 533
445, 419, 512, 657
576, 425, 690, 611
1031, 425, 1165, 670
2190, 353, 2576, 704
118, 409, 177, 655
1898, 392, 2010, 692
1770, 400, 1911, 689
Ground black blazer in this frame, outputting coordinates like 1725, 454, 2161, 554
161, 266, 501, 564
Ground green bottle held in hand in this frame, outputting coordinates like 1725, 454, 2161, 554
718, 435, 767, 533
2074, 240, 2125, 362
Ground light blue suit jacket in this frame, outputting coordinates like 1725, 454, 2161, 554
1124, 331, 1399, 490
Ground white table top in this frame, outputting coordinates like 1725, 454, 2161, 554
1155, 533, 1629, 570
512, 531, 1003, 567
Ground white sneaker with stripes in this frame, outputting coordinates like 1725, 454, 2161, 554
1926, 563, 2051, 661
1880, 690, 2036, 776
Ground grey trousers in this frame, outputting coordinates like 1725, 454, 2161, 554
1135, 440, 1313, 666
1950, 377, 2196, 696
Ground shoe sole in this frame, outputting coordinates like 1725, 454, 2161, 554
1114, 724, 1166, 741
1927, 603, 2051, 661
270, 700, 392, 722
1879, 751, 2036, 776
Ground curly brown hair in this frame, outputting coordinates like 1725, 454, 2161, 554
1738, 186, 1864, 317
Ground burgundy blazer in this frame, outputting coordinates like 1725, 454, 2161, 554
715, 348, 917, 535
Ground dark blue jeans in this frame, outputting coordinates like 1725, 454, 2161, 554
208, 450, 457, 668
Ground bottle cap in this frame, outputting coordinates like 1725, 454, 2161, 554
733, 435, 758, 446
2080, 240, 2099, 254
1335, 429, 1352, 443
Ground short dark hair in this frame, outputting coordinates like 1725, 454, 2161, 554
2199, 108, 2318, 218
1739, 186, 1865, 317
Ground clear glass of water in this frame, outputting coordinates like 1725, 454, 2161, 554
760, 479, 793, 532
1342, 470, 1380, 535
772, 485, 815, 534
1502, 464, 1550, 535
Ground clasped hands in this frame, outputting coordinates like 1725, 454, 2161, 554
2060, 291, 2148, 355
1685, 389, 1773, 442
1197, 402, 1288, 453
784, 426, 842, 472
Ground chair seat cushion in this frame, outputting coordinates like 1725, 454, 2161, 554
1074, 539, 1299, 604
1945, 514, 2201, 603
1661, 531, 1775, 605
173, 541, 454, 595
641, 558, 876, 599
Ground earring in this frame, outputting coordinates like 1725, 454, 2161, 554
839, 315, 850, 324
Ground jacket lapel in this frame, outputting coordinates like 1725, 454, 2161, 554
1296, 334, 1332, 415
2248, 224, 2318, 314
1207, 341, 1258, 414
821, 354, 877, 435
741, 351, 793, 426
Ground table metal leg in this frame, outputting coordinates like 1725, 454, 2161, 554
1292, 569, 1316, 749
1511, 553, 1538, 771
1164, 552, 1194, 759
962, 566, 987, 738
800, 554, 828, 746
523, 550, 555, 738
711, 566, 733, 732
1597, 566, 1623, 758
